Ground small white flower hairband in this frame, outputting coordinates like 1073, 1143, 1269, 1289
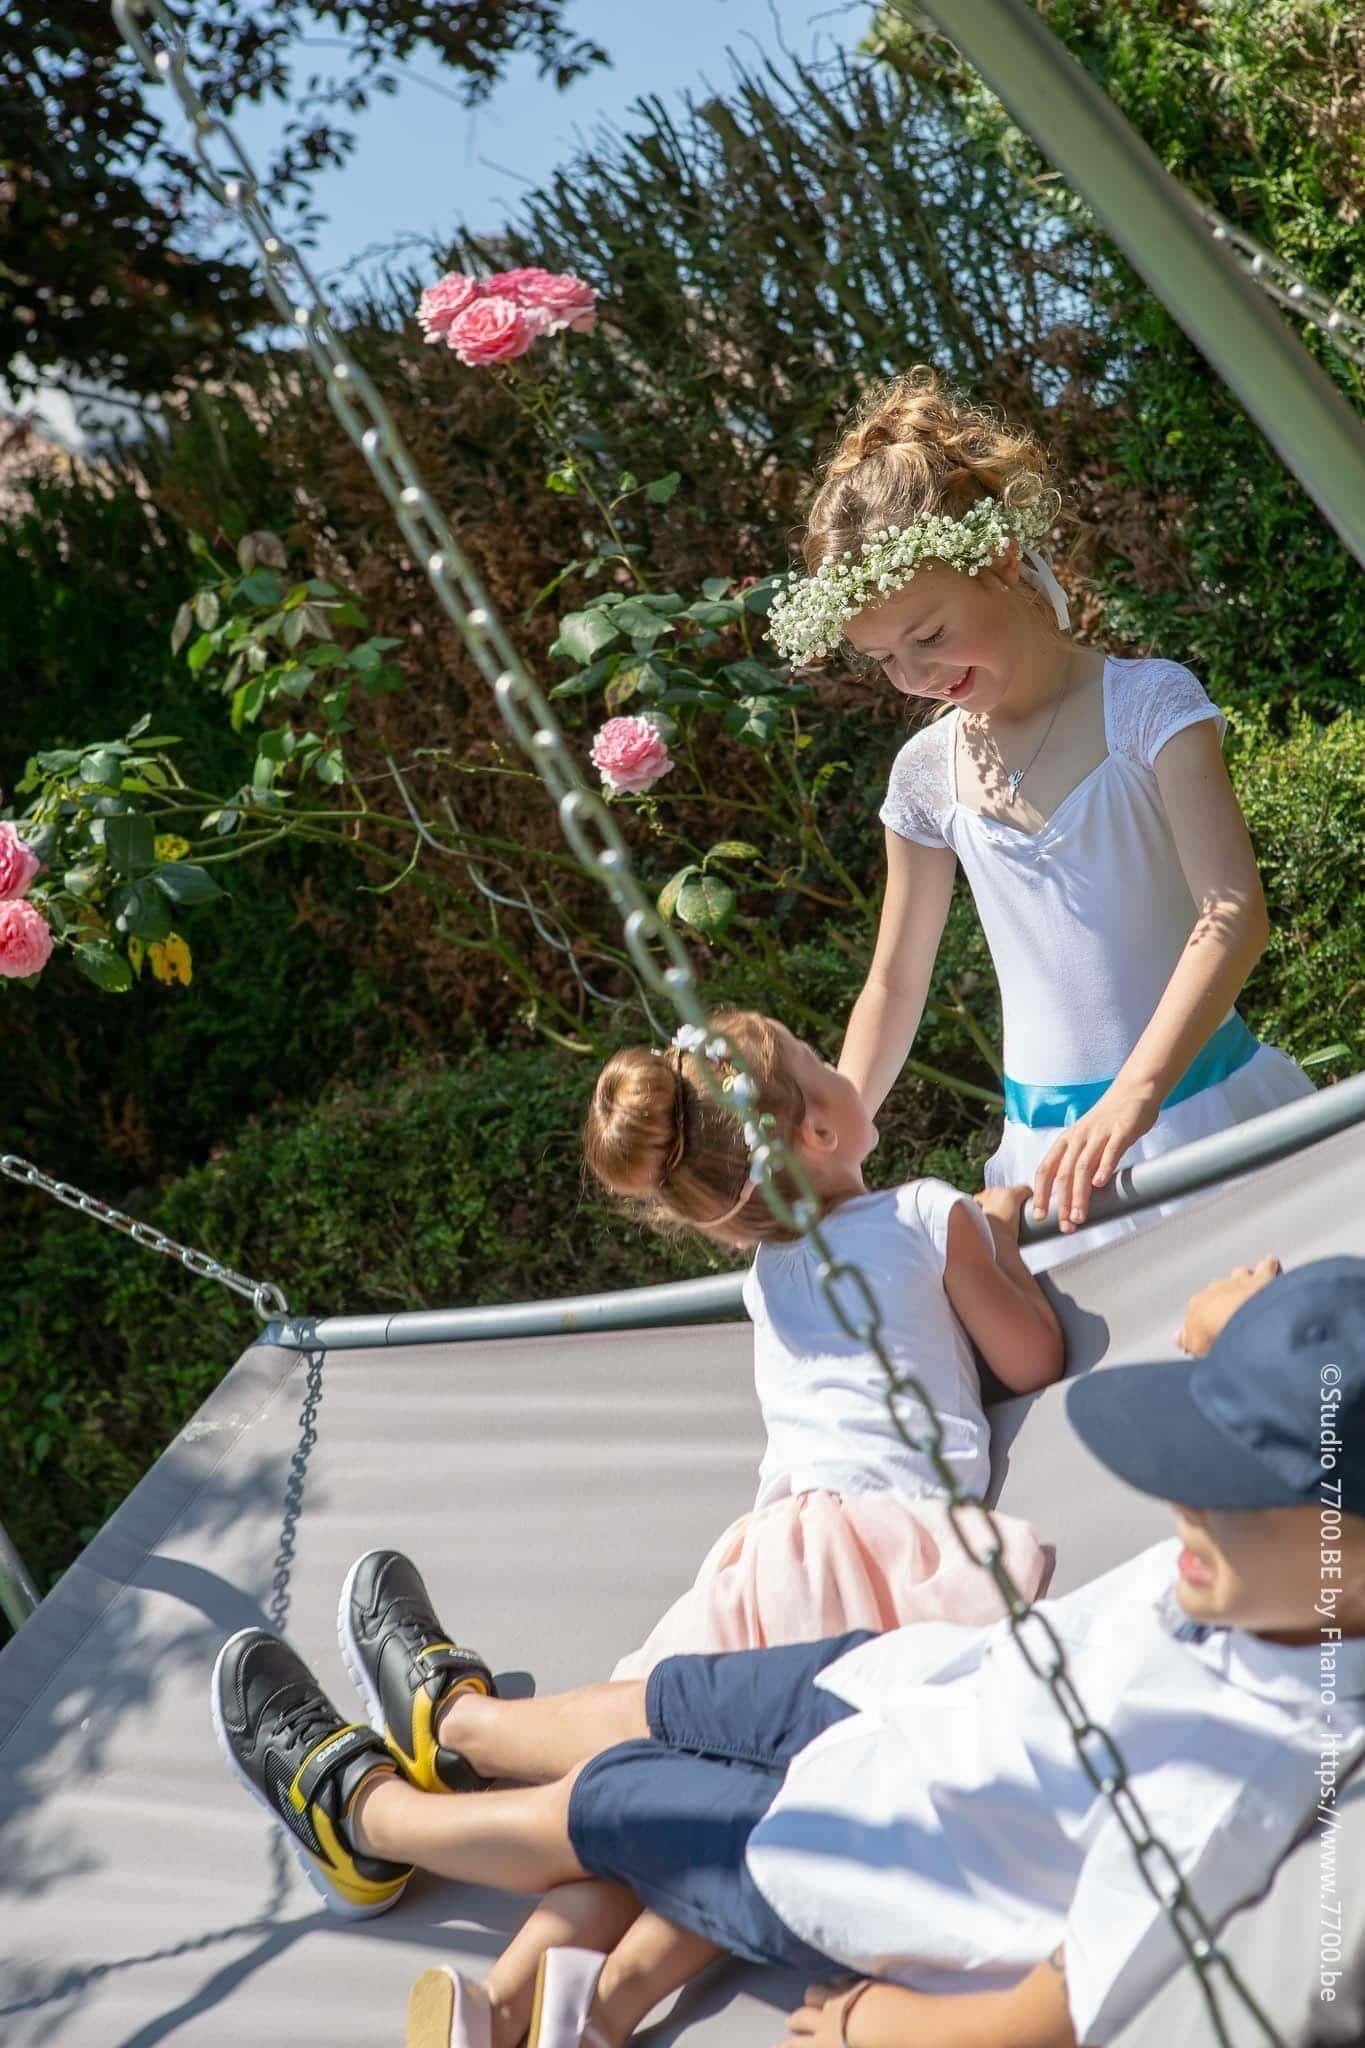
766, 498, 1059, 665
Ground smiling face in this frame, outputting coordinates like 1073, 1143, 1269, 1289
1171, 1502, 1365, 1640
842, 551, 1042, 714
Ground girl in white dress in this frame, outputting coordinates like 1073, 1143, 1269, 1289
768, 367, 1312, 1271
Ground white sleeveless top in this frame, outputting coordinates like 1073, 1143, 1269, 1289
879, 657, 1226, 1088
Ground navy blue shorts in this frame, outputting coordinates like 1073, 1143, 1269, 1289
566, 1631, 872, 1973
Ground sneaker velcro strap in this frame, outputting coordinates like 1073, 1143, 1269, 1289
421, 1646, 492, 1690
296, 1721, 390, 1805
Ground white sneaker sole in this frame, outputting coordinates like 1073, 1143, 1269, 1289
210, 1627, 404, 1921
336, 1551, 389, 1735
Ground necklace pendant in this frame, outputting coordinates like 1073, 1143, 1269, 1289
1006, 769, 1024, 801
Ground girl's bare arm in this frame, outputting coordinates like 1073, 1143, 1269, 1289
943, 1195, 1063, 1395
839, 831, 958, 1119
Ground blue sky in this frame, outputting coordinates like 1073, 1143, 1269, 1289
231, 0, 870, 284
20, 2, 870, 448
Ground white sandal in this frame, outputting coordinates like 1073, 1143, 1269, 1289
406, 1966, 493, 2048
526, 1946, 609, 2048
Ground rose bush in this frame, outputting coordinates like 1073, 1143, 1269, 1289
0, 899, 53, 979
0, 820, 42, 900
589, 714, 674, 794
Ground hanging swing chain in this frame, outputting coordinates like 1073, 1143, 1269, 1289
0, 1153, 290, 1321
1201, 203, 1365, 374
109, 6, 1283, 2041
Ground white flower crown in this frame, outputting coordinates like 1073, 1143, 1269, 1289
766, 499, 1052, 665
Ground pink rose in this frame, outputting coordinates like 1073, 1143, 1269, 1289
0, 899, 53, 978
416, 272, 482, 344
485, 267, 597, 336
590, 716, 674, 795
0, 821, 41, 899
446, 294, 537, 368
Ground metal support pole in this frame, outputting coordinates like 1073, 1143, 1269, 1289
905, 0, 1365, 566
260, 1072, 1365, 1350
0, 1516, 41, 1632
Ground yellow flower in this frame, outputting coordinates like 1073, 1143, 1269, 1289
154, 834, 191, 862
148, 933, 193, 985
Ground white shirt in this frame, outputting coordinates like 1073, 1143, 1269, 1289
878, 658, 1228, 1086
746, 1540, 1365, 2045
742, 1180, 994, 1511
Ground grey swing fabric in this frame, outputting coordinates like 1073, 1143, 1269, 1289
1, 1119, 1362, 2047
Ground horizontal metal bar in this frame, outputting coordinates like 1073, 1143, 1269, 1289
0, 1518, 41, 1633
261, 1070, 1365, 1351
909, 0, 1365, 565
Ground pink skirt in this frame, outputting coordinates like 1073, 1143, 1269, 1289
611, 1488, 1049, 1681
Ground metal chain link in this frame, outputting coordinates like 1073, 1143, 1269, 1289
1202, 204, 1365, 374
0, 1154, 289, 1321
110, 6, 1286, 2038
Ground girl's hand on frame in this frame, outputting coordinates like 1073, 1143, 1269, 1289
1031, 1081, 1161, 1234
779, 1979, 869, 2047
974, 1184, 1031, 1240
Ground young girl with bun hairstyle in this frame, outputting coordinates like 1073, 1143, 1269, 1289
769, 367, 1313, 1269
584, 1006, 1059, 1675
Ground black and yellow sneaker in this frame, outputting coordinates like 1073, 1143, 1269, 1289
212, 1627, 412, 1919
338, 1549, 496, 1794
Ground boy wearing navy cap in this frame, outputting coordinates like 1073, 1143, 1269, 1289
212, 1258, 1365, 2048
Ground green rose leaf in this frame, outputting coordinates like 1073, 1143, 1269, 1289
550, 610, 625, 665
723, 696, 783, 746
80, 748, 124, 789
112, 879, 173, 941
721, 657, 780, 694
238, 567, 285, 607
608, 597, 678, 644
706, 840, 762, 862
701, 576, 731, 601
73, 940, 134, 994
230, 676, 268, 731
170, 602, 195, 655
545, 465, 580, 495
743, 576, 783, 616
548, 653, 622, 701
684, 598, 744, 627
186, 632, 217, 674
62, 864, 102, 899
104, 812, 156, 876
657, 864, 701, 921
313, 746, 347, 784
151, 862, 222, 905
193, 590, 221, 632
645, 471, 681, 504
676, 871, 736, 937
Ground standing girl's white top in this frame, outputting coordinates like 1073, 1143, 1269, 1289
744, 1178, 995, 1508
880, 656, 1312, 1267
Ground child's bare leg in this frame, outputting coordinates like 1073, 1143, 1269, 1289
440, 1680, 649, 1785
481, 1879, 641, 2048
350, 1766, 589, 1892
591, 1911, 724, 2045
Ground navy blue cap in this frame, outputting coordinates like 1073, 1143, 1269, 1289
1066, 1256, 1365, 1517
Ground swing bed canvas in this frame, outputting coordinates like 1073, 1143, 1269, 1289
1, 1115, 1362, 2048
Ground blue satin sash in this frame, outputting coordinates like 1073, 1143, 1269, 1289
1002, 1012, 1261, 1131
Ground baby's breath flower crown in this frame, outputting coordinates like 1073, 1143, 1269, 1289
767, 499, 1051, 665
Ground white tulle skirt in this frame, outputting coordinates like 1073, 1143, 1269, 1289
986, 1042, 1314, 1273
611, 1489, 1047, 1682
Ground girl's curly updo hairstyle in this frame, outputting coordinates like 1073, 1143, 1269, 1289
584, 1009, 808, 1251
801, 365, 1061, 585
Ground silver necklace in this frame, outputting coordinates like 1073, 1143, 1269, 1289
997, 668, 1072, 803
